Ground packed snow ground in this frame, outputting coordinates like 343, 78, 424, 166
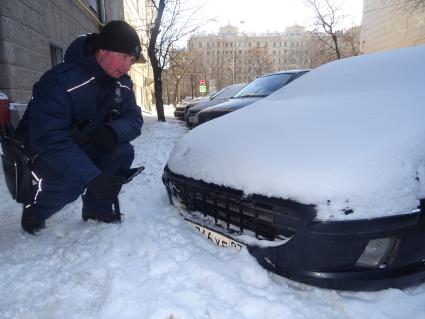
0, 106, 424, 319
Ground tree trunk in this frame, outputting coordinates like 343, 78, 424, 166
173, 77, 182, 107
147, 0, 166, 122
332, 34, 341, 59
151, 61, 166, 122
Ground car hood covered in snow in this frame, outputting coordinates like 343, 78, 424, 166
167, 45, 425, 221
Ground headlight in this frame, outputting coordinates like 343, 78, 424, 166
355, 237, 399, 268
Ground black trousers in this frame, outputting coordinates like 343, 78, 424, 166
24, 143, 134, 221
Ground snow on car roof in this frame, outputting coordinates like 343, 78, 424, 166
167, 44, 425, 221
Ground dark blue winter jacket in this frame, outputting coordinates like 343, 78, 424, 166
16, 34, 143, 188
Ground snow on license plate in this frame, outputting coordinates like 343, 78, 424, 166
186, 220, 244, 249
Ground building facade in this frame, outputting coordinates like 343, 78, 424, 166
361, 0, 425, 53
0, 0, 154, 111
186, 24, 309, 94
123, 0, 154, 111
0, 0, 122, 104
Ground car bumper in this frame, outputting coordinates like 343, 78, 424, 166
174, 109, 185, 119
162, 166, 425, 291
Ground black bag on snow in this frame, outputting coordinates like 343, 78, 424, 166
0, 132, 33, 204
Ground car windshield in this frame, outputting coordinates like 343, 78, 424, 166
212, 84, 246, 100
233, 73, 294, 98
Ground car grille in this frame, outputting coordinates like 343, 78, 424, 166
163, 167, 316, 241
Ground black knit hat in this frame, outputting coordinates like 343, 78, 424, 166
96, 20, 141, 59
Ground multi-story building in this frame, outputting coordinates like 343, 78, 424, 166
361, 0, 425, 53
123, 0, 154, 111
186, 24, 309, 93
0, 0, 153, 111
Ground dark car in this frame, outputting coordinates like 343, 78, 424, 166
186, 83, 246, 128
173, 92, 216, 120
196, 70, 309, 125
163, 45, 425, 291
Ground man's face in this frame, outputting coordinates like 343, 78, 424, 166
95, 49, 136, 78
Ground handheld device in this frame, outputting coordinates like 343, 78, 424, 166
122, 166, 145, 184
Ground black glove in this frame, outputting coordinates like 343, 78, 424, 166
87, 174, 125, 199
84, 125, 118, 149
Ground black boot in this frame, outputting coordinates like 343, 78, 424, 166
82, 196, 122, 223
21, 208, 45, 235
82, 210, 122, 223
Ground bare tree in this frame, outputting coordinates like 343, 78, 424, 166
302, 33, 331, 68
168, 48, 193, 106
304, 0, 344, 59
245, 47, 273, 80
147, 0, 203, 121
340, 26, 360, 57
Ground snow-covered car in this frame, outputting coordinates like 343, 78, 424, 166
195, 70, 309, 125
185, 83, 246, 128
163, 44, 425, 291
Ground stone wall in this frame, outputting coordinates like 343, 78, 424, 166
361, 0, 425, 53
0, 0, 124, 103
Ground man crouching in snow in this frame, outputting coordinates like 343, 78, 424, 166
14, 21, 144, 234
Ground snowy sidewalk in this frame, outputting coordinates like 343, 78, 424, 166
0, 106, 424, 319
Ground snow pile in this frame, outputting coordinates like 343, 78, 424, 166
168, 45, 425, 220
0, 106, 425, 318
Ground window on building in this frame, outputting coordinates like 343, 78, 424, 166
207, 42, 210, 48
199, 43, 202, 48
50, 44, 63, 66
273, 42, 276, 47
88, 0, 104, 22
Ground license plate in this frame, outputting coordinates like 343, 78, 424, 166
188, 116, 196, 123
186, 220, 244, 249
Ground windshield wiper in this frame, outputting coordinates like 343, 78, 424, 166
235, 93, 267, 98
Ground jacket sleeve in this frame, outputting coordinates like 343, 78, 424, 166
28, 72, 101, 187
107, 79, 143, 143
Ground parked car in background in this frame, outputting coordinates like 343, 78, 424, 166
173, 91, 216, 120
186, 83, 246, 128
163, 45, 425, 291
196, 70, 309, 125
